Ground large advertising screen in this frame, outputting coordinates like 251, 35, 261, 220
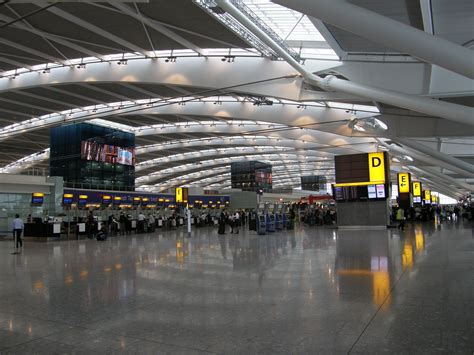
81, 141, 135, 166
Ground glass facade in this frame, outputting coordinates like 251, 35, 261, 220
50, 123, 135, 191
0, 193, 52, 234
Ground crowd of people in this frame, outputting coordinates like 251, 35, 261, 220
300, 205, 337, 226
392, 203, 472, 230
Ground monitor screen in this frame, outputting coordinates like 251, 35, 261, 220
376, 184, 386, 198
367, 185, 377, 199
81, 141, 135, 166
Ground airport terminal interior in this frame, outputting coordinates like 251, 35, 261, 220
0, 0, 473, 353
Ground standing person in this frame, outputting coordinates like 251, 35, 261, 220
87, 211, 95, 239
233, 211, 240, 234
12, 214, 24, 249
148, 214, 155, 233
218, 211, 226, 235
137, 211, 146, 233
119, 212, 127, 235
396, 208, 405, 230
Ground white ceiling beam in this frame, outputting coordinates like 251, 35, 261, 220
273, 0, 474, 79
218, 0, 473, 126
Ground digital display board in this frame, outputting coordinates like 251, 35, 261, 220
81, 141, 135, 166
413, 196, 422, 204
376, 184, 386, 198
367, 185, 377, 199
113, 196, 122, 204
31, 192, 44, 205
334, 152, 388, 186
102, 195, 111, 205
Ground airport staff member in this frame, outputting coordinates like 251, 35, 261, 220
12, 214, 24, 249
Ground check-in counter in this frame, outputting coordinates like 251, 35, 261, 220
24, 222, 61, 238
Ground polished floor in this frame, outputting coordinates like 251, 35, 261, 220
0, 220, 473, 354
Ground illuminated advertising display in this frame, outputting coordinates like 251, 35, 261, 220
81, 141, 135, 166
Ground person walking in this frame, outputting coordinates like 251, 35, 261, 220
396, 207, 405, 230
12, 214, 24, 249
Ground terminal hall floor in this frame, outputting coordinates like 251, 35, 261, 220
0, 222, 472, 354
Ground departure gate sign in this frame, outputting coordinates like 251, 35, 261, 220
397, 173, 411, 194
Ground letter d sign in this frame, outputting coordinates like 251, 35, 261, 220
368, 152, 386, 183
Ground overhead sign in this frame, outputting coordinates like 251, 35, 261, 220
102, 195, 111, 205
368, 152, 386, 184
63, 193, 73, 205
397, 173, 411, 194
31, 192, 44, 205
412, 181, 422, 197
334, 152, 388, 187
424, 190, 431, 203
175, 187, 188, 203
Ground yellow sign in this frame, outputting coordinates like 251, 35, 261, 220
412, 182, 421, 196
424, 190, 431, 201
176, 187, 183, 203
63, 193, 73, 198
33, 192, 45, 197
368, 152, 386, 183
397, 173, 410, 193
79, 195, 88, 199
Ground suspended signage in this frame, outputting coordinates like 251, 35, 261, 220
63, 193, 73, 205
334, 152, 388, 187
78, 194, 88, 206
31, 192, 44, 205
142, 197, 149, 206
368, 152, 386, 184
102, 195, 111, 205
424, 190, 431, 204
132, 197, 141, 205
175, 187, 188, 203
412, 181, 422, 197
113, 196, 122, 205
397, 173, 411, 194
